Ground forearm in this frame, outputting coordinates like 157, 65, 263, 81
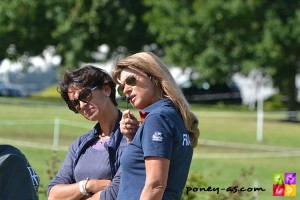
48, 183, 83, 200
86, 191, 101, 200
140, 183, 166, 200
141, 157, 170, 200
48, 179, 110, 200
86, 179, 111, 194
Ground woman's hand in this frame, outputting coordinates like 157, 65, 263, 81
120, 110, 139, 142
86, 179, 111, 194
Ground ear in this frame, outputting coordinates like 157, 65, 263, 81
152, 78, 159, 86
102, 84, 111, 96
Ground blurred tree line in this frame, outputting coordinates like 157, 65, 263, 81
0, 0, 299, 120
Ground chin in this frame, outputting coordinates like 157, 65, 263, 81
134, 104, 147, 111
88, 117, 98, 122
84, 112, 96, 121
131, 101, 140, 109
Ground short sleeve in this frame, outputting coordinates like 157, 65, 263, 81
0, 154, 39, 200
142, 113, 174, 160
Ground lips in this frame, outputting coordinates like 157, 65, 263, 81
83, 110, 92, 116
130, 95, 136, 102
83, 106, 94, 115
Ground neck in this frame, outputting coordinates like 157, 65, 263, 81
98, 107, 119, 137
151, 87, 164, 104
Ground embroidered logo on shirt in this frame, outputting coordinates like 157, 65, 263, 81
182, 134, 191, 146
27, 166, 40, 192
152, 132, 163, 142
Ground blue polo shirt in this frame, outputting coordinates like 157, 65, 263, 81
117, 99, 193, 200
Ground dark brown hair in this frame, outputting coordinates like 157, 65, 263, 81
58, 65, 117, 108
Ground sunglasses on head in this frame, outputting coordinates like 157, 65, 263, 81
117, 74, 137, 97
68, 86, 98, 113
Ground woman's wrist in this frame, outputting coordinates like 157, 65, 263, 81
79, 178, 91, 197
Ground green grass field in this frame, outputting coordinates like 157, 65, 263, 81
0, 97, 299, 200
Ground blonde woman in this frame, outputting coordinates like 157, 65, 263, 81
112, 52, 199, 200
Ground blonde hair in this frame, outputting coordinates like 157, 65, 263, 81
112, 52, 200, 148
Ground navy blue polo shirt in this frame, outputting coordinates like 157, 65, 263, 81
117, 99, 193, 200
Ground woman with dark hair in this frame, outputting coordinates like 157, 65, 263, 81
48, 65, 131, 200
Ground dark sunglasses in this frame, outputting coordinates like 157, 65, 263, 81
117, 74, 137, 97
67, 86, 98, 113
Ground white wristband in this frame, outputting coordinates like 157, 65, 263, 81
79, 178, 90, 196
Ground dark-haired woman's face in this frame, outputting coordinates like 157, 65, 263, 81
119, 68, 157, 110
67, 85, 112, 121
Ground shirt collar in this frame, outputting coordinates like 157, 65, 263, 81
139, 98, 173, 122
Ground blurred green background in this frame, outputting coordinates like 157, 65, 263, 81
0, 90, 299, 199
1, 1, 300, 199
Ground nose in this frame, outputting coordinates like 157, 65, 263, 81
123, 84, 132, 96
77, 100, 88, 111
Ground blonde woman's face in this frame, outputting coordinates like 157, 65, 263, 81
119, 68, 156, 110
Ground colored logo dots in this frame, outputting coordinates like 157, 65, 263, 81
273, 172, 296, 196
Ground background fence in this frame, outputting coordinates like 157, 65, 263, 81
1, 102, 299, 200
